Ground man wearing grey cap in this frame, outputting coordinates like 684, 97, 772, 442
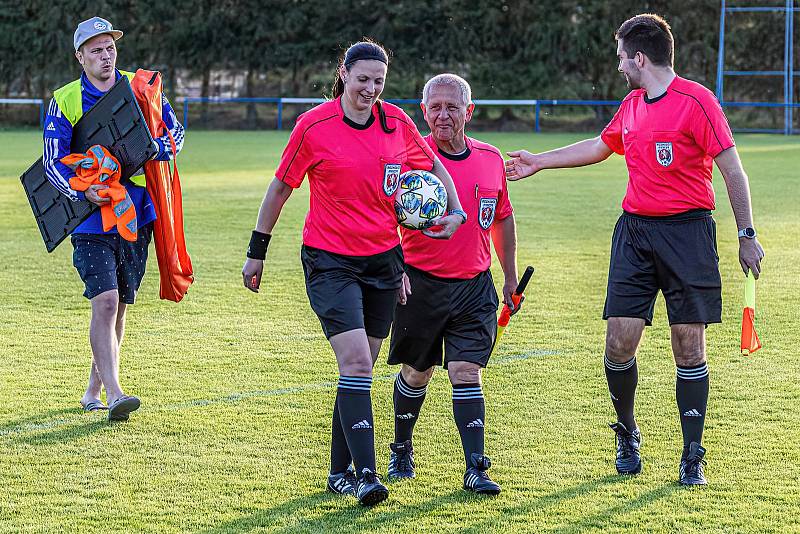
42, 17, 185, 422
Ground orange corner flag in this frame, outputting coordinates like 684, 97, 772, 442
741, 272, 761, 355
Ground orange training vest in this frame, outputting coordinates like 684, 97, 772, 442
61, 145, 138, 241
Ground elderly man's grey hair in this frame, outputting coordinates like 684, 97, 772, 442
422, 73, 472, 106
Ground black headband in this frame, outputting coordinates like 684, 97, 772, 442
344, 50, 388, 66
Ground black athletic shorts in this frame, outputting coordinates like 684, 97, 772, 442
71, 223, 153, 304
301, 244, 404, 339
388, 265, 499, 372
603, 209, 722, 326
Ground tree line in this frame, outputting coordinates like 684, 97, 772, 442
0, 0, 794, 128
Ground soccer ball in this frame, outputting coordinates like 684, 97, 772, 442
394, 170, 448, 230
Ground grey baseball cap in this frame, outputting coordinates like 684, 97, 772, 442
73, 17, 123, 51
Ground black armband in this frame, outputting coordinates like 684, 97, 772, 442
247, 230, 271, 260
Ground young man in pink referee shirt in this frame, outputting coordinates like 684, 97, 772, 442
387, 74, 520, 495
505, 14, 764, 486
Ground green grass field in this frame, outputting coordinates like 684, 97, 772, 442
0, 130, 798, 533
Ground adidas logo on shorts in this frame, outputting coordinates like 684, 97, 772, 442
352, 419, 372, 430
467, 418, 484, 428
682, 409, 703, 417
396, 413, 415, 420
46, 122, 56, 131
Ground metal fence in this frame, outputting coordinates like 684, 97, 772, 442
179, 97, 800, 134
3, 97, 800, 134
0, 98, 46, 126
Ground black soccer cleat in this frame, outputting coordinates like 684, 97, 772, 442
463, 453, 501, 495
387, 440, 416, 480
356, 468, 389, 506
609, 422, 642, 475
326, 465, 357, 497
679, 442, 707, 486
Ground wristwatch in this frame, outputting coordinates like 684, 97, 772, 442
737, 227, 757, 239
447, 208, 468, 224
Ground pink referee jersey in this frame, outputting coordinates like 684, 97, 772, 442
276, 97, 436, 256
401, 135, 513, 279
601, 76, 735, 216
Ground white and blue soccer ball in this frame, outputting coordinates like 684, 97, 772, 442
394, 170, 448, 230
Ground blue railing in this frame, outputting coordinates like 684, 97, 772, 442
3, 97, 799, 134
0, 98, 46, 126
178, 96, 800, 134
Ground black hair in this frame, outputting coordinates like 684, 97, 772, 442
330, 40, 394, 133
616, 13, 674, 67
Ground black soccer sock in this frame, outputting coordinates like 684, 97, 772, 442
452, 383, 485, 468
393, 373, 428, 443
604, 354, 638, 431
336, 375, 377, 474
330, 395, 352, 474
676, 362, 710, 453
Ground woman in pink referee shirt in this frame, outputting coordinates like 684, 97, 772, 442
242, 41, 465, 506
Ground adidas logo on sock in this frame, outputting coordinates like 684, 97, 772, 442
352, 419, 372, 430
467, 418, 484, 428
46, 122, 56, 131
682, 409, 703, 417
396, 413, 415, 420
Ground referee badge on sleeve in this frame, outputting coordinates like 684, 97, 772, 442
655, 142, 673, 167
383, 163, 401, 196
479, 198, 497, 229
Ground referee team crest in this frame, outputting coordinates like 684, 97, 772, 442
655, 142, 673, 167
479, 197, 497, 229
383, 163, 401, 196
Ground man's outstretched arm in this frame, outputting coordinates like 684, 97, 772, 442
505, 136, 614, 181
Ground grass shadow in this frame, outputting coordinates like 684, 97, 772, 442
550, 482, 680, 533
201, 475, 638, 533
0, 407, 76, 431
359, 489, 487, 532
10, 419, 108, 446
0, 407, 81, 438
458, 475, 679, 533
457, 474, 626, 533
199, 491, 369, 534
200, 489, 475, 533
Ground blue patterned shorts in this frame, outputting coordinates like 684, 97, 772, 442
71, 223, 153, 304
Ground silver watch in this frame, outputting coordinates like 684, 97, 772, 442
447, 208, 467, 224
737, 227, 757, 239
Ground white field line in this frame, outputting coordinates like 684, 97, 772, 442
0, 349, 560, 438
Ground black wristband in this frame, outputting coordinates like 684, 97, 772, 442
247, 230, 271, 260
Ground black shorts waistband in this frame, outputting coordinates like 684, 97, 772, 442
406, 263, 487, 283
622, 209, 712, 222
302, 243, 402, 261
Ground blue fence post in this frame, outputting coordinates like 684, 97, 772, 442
784, 0, 790, 135
785, 0, 794, 135
183, 100, 189, 130
716, 0, 726, 101
534, 101, 540, 133
277, 100, 283, 130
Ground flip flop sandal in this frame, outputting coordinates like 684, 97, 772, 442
81, 400, 108, 412
108, 395, 140, 422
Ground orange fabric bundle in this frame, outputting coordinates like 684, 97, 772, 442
741, 307, 761, 355
62, 145, 138, 241
741, 272, 761, 355
131, 69, 193, 302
